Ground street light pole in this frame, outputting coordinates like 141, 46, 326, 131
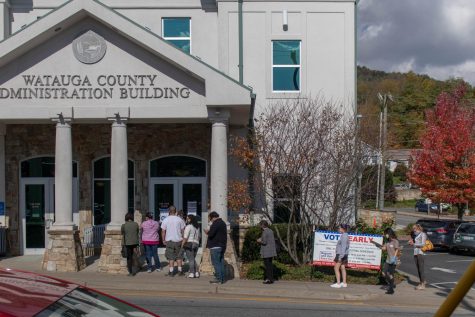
377, 93, 392, 210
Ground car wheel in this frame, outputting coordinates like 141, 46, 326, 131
449, 247, 459, 255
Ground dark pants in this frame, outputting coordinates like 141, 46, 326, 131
144, 244, 161, 270
210, 247, 225, 283
185, 243, 199, 274
383, 263, 396, 291
263, 257, 274, 282
414, 254, 425, 283
126, 244, 138, 274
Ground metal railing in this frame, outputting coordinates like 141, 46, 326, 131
0, 226, 6, 256
82, 224, 106, 256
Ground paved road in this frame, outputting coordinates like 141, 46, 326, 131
120, 295, 445, 317
398, 241, 475, 290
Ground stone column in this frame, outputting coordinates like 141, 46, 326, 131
53, 120, 74, 229
98, 116, 128, 274
43, 117, 85, 272
109, 118, 128, 228
210, 118, 228, 222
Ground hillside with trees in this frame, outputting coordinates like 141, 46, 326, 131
357, 66, 474, 149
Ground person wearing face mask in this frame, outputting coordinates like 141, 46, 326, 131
372, 228, 399, 294
331, 224, 350, 288
182, 214, 201, 278
408, 224, 427, 290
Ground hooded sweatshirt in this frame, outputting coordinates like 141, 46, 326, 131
141, 219, 160, 245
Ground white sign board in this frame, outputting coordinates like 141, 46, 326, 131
187, 201, 197, 215
312, 231, 383, 270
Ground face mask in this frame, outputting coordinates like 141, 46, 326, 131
385, 234, 389, 238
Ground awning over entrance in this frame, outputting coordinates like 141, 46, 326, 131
0, 0, 253, 125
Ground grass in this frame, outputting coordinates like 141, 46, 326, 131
241, 261, 404, 285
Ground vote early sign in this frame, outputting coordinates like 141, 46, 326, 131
312, 231, 383, 270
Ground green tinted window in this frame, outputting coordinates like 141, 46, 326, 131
272, 40, 301, 92
163, 18, 191, 53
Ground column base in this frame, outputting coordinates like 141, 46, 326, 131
42, 229, 86, 272
97, 229, 128, 274
200, 231, 240, 280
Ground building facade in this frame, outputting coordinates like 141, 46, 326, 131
0, 0, 356, 257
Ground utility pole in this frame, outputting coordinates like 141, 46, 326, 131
377, 93, 392, 210
375, 111, 382, 209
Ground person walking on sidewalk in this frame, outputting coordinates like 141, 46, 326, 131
161, 206, 186, 276
372, 228, 399, 295
121, 213, 140, 276
182, 214, 201, 278
331, 224, 350, 288
257, 220, 277, 284
205, 211, 227, 284
141, 212, 161, 273
409, 224, 427, 290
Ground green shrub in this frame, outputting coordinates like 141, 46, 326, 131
241, 226, 262, 262
245, 260, 289, 280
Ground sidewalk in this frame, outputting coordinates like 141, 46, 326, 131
1, 255, 474, 314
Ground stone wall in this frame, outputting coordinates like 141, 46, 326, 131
396, 189, 421, 202
358, 209, 396, 228
6, 123, 211, 255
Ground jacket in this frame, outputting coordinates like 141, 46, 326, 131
206, 218, 227, 250
335, 232, 350, 256
141, 219, 160, 244
121, 221, 140, 246
260, 228, 277, 258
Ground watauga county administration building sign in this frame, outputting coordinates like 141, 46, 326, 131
0, 0, 355, 273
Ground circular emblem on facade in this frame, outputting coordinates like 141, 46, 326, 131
72, 31, 107, 64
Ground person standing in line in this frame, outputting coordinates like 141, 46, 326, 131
331, 224, 350, 288
372, 228, 399, 295
182, 214, 200, 278
409, 224, 427, 290
205, 211, 227, 284
141, 212, 161, 273
257, 220, 277, 284
161, 206, 186, 276
121, 213, 140, 276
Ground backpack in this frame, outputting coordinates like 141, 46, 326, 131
421, 238, 434, 252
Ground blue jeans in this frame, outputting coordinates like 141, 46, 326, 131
210, 247, 225, 283
144, 244, 161, 270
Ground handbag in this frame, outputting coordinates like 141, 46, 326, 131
421, 239, 434, 252
121, 245, 127, 258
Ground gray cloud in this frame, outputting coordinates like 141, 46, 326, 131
358, 0, 475, 83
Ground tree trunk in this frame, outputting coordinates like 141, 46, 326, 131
456, 203, 465, 220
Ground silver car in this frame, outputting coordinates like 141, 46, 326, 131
451, 222, 475, 254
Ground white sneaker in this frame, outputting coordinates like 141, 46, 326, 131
188, 273, 195, 278
155, 268, 161, 272
147, 269, 152, 273
341, 283, 348, 288
195, 272, 200, 278
330, 283, 341, 288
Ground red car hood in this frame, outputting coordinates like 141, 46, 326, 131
0, 268, 78, 316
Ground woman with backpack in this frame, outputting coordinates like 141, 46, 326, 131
372, 228, 400, 295
409, 224, 427, 290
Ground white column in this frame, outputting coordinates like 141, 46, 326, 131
210, 118, 228, 222
0, 124, 5, 227
108, 118, 128, 229
53, 120, 73, 229
0, 1, 10, 41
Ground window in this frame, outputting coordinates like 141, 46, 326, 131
272, 40, 301, 92
21, 157, 78, 178
93, 157, 135, 225
272, 174, 301, 223
162, 18, 191, 54
150, 156, 206, 178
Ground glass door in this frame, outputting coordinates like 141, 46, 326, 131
181, 180, 205, 219
150, 179, 178, 222
20, 179, 55, 255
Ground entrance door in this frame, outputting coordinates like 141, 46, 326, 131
20, 179, 55, 255
149, 178, 206, 221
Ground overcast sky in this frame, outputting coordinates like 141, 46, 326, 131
358, 0, 475, 84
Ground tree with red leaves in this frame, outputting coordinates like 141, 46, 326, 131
408, 86, 475, 219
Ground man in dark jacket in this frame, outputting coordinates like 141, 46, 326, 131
205, 211, 227, 284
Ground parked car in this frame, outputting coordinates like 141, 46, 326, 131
451, 222, 475, 254
0, 268, 159, 317
414, 199, 450, 212
415, 219, 464, 248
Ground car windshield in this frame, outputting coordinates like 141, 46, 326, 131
417, 221, 446, 229
36, 286, 155, 317
457, 224, 475, 234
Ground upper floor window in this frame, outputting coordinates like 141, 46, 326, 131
272, 40, 301, 92
162, 17, 191, 54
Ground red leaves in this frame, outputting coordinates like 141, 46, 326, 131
409, 85, 475, 205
